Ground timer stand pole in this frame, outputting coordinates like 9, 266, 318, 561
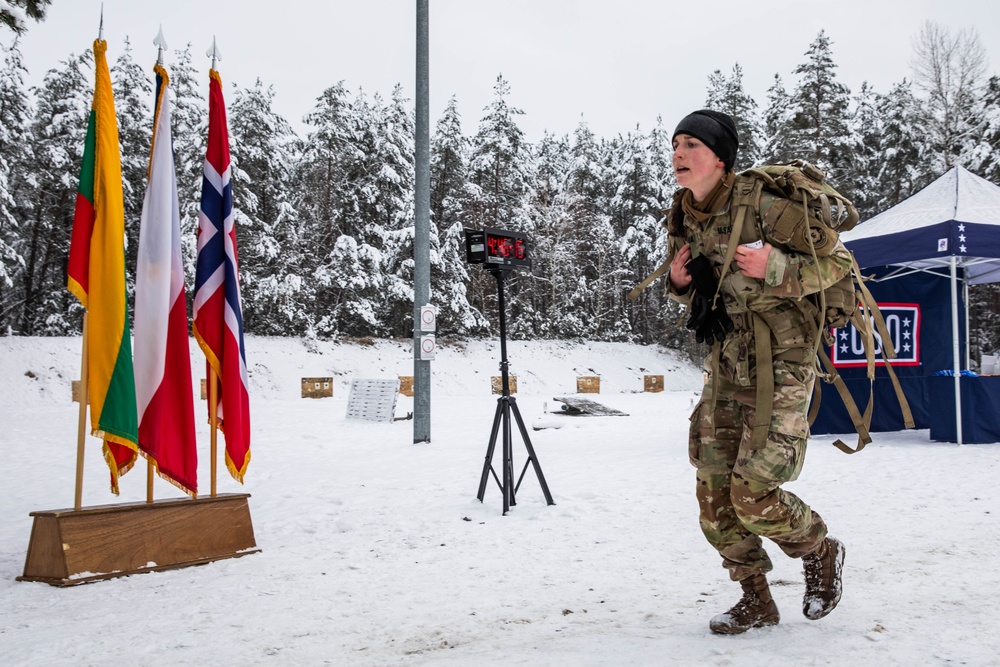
476, 266, 554, 514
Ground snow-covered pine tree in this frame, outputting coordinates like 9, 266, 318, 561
295, 81, 360, 336
786, 31, 855, 187
14, 51, 91, 334
467, 75, 536, 338
429, 95, 487, 336
0, 0, 49, 35
530, 129, 574, 338
375, 84, 418, 338
761, 73, 795, 164
969, 75, 1000, 184
609, 127, 664, 342
964, 75, 1000, 365
848, 82, 882, 220
704, 63, 763, 170
0, 39, 32, 327
111, 37, 152, 295
227, 78, 301, 334
876, 79, 928, 211
643, 115, 686, 348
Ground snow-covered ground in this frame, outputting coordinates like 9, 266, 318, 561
1, 336, 999, 666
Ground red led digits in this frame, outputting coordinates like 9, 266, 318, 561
487, 234, 514, 257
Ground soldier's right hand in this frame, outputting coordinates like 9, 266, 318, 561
669, 243, 693, 291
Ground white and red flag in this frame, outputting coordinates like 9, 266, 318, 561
192, 69, 251, 483
133, 63, 198, 495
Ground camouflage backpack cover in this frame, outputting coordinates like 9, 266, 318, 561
630, 160, 914, 453
726, 160, 914, 453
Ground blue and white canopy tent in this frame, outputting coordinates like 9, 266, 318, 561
836, 166, 1000, 444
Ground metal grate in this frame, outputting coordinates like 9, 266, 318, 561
346, 378, 400, 423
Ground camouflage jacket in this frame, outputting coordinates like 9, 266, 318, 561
666, 186, 853, 384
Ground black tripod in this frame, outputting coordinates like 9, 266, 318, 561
476, 266, 555, 514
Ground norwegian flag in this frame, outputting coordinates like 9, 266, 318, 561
192, 69, 251, 483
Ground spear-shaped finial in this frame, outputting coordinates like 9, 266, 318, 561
206, 36, 222, 70
154, 25, 168, 65
98, 2, 104, 41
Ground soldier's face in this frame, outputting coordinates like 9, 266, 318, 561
672, 133, 726, 201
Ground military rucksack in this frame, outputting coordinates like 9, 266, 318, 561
726, 161, 914, 453
630, 160, 914, 453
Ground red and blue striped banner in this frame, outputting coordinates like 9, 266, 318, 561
192, 69, 251, 483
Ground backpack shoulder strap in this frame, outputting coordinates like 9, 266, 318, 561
628, 205, 683, 302
712, 173, 764, 302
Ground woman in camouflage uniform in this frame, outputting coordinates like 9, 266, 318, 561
667, 109, 848, 634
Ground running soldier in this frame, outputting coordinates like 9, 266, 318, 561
666, 109, 849, 634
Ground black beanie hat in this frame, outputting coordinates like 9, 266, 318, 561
672, 109, 740, 172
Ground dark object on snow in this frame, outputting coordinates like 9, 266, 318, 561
551, 397, 629, 417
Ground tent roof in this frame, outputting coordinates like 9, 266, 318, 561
842, 166, 1000, 284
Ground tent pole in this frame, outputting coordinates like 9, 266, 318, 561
964, 278, 971, 370
951, 256, 963, 445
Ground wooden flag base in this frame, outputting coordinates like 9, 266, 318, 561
17, 493, 259, 586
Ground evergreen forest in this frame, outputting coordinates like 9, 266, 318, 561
2, 26, 1000, 364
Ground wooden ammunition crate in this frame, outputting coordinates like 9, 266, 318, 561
491, 375, 517, 394
301, 377, 333, 399
644, 375, 664, 393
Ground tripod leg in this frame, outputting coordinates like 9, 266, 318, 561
502, 397, 514, 514
477, 398, 505, 502
508, 397, 555, 506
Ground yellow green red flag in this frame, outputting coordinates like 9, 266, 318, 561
66, 39, 139, 495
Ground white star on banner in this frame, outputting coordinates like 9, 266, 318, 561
961, 245, 968, 253
841, 344, 848, 353
903, 318, 911, 327
904, 343, 911, 352
959, 224, 966, 232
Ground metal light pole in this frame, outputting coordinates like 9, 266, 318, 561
413, 0, 431, 442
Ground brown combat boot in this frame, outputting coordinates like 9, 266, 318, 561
709, 574, 780, 634
802, 536, 845, 620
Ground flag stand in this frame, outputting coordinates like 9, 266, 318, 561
74, 314, 90, 511
17, 494, 258, 586
19, 332, 259, 587
20, 334, 260, 586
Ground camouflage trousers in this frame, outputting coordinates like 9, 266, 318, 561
689, 356, 828, 582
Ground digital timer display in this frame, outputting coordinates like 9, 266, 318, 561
486, 234, 527, 262
463, 227, 531, 269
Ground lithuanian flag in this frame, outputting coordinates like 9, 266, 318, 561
67, 39, 139, 495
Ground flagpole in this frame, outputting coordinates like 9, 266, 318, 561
205, 35, 223, 498
209, 368, 219, 497
144, 26, 169, 507
74, 314, 90, 511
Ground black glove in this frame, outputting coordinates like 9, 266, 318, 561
685, 254, 718, 292
684, 255, 734, 344
683, 255, 717, 332
685, 291, 713, 331
695, 307, 734, 344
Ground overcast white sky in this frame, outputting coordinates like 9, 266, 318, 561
8, 0, 1000, 142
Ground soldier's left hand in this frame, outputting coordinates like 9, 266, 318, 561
734, 242, 772, 280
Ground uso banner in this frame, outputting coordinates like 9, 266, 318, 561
831, 303, 921, 368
